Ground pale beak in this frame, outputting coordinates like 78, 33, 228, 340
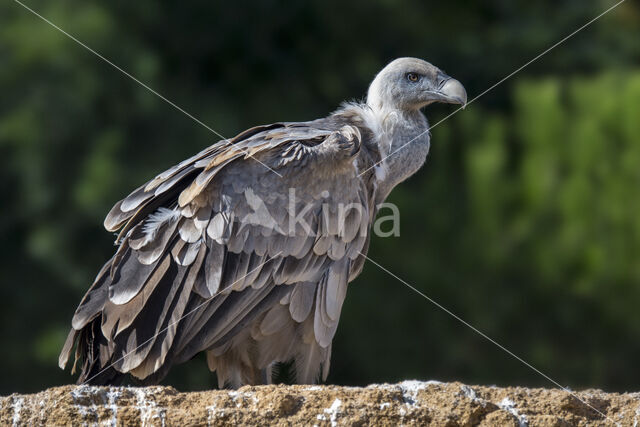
438, 78, 467, 107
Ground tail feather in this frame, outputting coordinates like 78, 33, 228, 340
293, 316, 330, 384
75, 317, 125, 386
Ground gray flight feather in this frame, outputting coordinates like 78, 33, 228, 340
289, 282, 316, 322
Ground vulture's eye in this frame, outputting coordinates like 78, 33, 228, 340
406, 73, 420, 82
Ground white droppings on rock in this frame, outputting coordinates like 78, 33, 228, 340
105, 388, 121, 427
70, 385, 97, 422
399, 380, 428, 406
499, 397, 528, 427
228, 391, 242, 408
322, 398, 342, 427
306, 386, 322, 391
459, 384, 497, 410
11, 396, 23, 427
460, 385, 478, 401
70, 386, 121, 426
368, 379, 441, 389
37, 399, 46, 424
134, 387, 166, 427
228, 390, 257, 408
379, 402, 391, 410
367, 380, 441, 413
206, 404, 223, 426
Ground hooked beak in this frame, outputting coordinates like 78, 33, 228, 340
437, 77, 467, 107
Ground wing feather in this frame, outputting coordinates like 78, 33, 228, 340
289, 282, 316, 322
71, 260, 112, 330
325, 258, 349, 321
199, 243, 225, 298
101, 254, 173, 338
260, 303, 291, 336
108, 249, 163, 305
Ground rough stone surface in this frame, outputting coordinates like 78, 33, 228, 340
1, 381, 638, 426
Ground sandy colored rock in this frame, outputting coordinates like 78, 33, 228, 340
1, 381, 638, 426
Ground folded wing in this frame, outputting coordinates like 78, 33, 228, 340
60, 118, 378, 386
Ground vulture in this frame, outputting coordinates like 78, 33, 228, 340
59, 57, 467, 387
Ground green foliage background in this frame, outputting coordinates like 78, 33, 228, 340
1, 0, 639, 393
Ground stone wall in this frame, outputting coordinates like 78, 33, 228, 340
1, 381, 638, 426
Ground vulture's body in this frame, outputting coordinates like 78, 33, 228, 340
59, 58, 466, 387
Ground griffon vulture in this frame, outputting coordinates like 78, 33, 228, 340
59, 57, 467, 387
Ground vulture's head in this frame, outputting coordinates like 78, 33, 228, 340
367, 57, 467, 112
